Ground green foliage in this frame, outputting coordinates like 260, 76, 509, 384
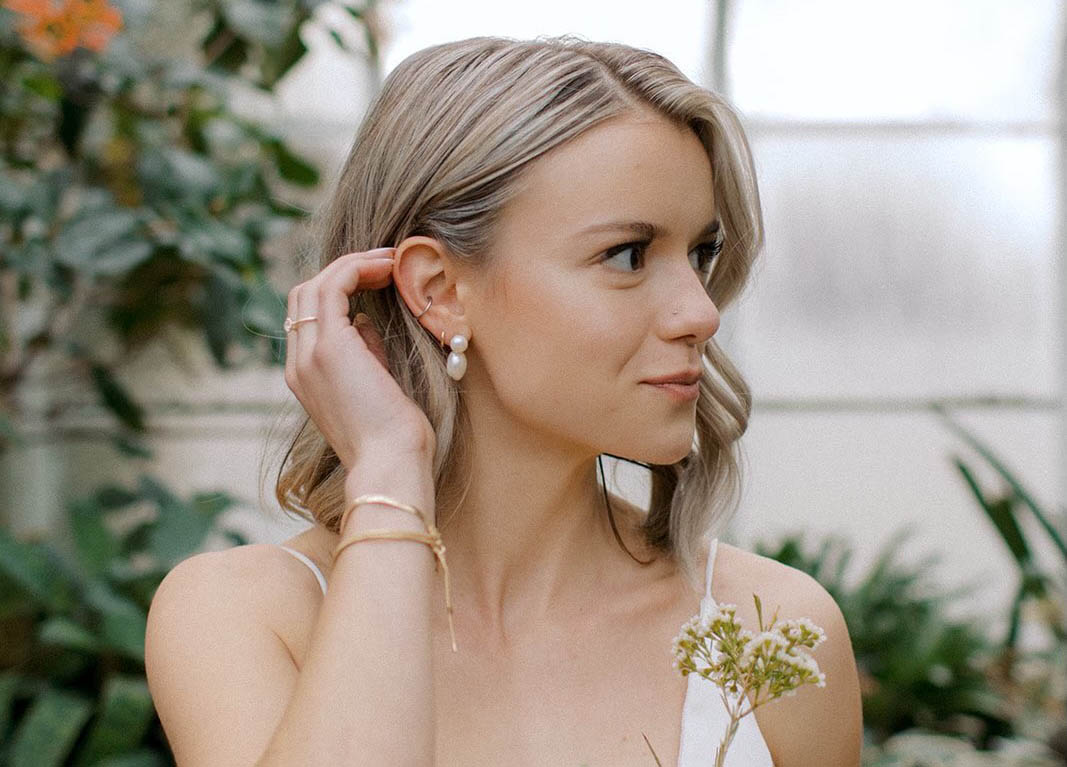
0, 475, 248, 766
0, 0, 383, 449
756, 528, 1013, 747
935, 407, 1067, 655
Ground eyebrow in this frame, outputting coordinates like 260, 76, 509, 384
579, 218, 722, 241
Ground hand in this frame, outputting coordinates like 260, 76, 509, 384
284, 247, 436, 470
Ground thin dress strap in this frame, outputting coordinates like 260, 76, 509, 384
278, 545, 327, 595
700, 537, 720, 618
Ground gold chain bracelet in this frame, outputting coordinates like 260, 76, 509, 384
333, 494, 456, 653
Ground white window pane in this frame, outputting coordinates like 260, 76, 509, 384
729, 0, 1062, 122
728, 132, 1058, 399
382, 0, 711, 84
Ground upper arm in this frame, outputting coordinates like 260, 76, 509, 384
145, 549, 299, 767
755, 566, 864, 767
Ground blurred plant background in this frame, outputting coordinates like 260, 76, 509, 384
0, 0, 1064, 765
0, 0, 385, 763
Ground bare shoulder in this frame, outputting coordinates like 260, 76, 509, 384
712, 540, 864, 767
153, 543, 323, 616
144, 544, 324, 766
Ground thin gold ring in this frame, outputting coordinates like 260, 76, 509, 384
284, 316, 318, 332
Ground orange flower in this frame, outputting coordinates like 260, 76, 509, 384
3, 0, 122, 60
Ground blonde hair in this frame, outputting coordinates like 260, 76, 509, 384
264, 34, 764, 594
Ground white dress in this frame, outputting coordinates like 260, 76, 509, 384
277, 537, 774, 766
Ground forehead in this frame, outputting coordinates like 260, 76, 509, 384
499, 113, 717, 244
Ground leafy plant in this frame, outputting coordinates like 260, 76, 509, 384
934, 406, 1066, 655
0, 473, 248, 767
934, 406, 1067, 761
756, 528, 1013, 748
0, 0, 384, 452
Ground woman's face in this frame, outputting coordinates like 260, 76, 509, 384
459, 111, 723, 465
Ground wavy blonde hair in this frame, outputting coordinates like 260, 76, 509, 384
263, 34, 764, 593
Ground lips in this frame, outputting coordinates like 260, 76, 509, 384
642, 369, 702, 385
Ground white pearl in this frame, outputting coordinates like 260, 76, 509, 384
450, 334, 468, 352
446, 351, 467, 380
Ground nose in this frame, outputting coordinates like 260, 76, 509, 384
664, 266, 720, 345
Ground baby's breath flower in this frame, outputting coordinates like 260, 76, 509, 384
669, 594, 829, 767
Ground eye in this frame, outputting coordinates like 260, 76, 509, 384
597, 237, 725, 277
689, 238, 724, 277
598, 241, 649, 273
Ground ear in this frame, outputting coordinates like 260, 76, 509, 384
392, 235, 473, 346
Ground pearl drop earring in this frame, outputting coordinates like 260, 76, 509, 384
446, 333, 468, 381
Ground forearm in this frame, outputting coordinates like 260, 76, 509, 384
257, 462, 438, 766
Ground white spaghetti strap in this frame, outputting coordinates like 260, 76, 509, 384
705, 537, 719, 595
278, 545, 328, 595
699, 537, 720, 619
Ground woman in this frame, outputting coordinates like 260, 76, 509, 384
145, 34, 863, 766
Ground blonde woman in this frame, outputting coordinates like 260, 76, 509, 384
145, 35, 863, 766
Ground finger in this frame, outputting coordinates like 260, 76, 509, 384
284, 284, 301, 386
312, 247, 396, 299
355, 313, 390, 371
295, 281, 320, 372
319, 252, 395, 336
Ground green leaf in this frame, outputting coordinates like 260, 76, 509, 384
261, 14, 310, 87
73, 675, 155, 767
37, 616, 101, 654
21, 71, 62, 101
192, 491, 238, 518
952, 456, 1034, 568
94, 485, 140, 510
82, 579, 148, 661
267, 139, 319, 186
201, 269, 240, 365
110, 433, 155, 459
0, 528, 77, 612
54, 209, 141, 270
222, 0, 294, 47
937, 407, 1067, 559
0, 672, 22, 741
141, 476, 215, 565
91, 240, 154, 277
67, 497, 120, 577
89, 364, 147, 432
9, 688, 94, 767
160, 147, 223, 198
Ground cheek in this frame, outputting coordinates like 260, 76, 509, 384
480, 282, 644, 430
491, 270, 633, 377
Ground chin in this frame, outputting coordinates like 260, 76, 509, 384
632, 439, 695, 467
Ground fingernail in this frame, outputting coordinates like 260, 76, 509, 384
366, 247, 396, 257
354, 312, 371, 326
